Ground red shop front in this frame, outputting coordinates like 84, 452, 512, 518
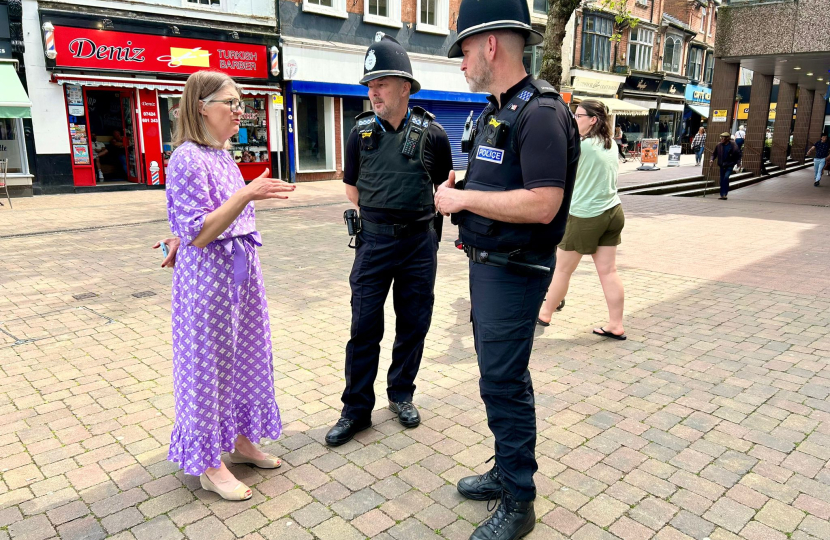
48, 25, 281, 188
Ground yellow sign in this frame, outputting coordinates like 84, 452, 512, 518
712, 109, 728, 123
736, 102, 797, 121
272, 95, 284, 106
167, 47, 211, 67
641, 138, 659, 164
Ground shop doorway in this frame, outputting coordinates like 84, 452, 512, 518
86, 90, 142, 184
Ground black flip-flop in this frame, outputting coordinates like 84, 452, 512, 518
536, 318, 549, 327
593, 328, 627, 341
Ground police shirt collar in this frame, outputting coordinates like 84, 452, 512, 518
487, 74, 534, 111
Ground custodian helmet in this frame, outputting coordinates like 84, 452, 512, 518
447, 0, 544, 58
359, 33, 421, 94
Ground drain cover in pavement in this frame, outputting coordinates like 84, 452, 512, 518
131, 291, 156, 298
72, 292, 99, 301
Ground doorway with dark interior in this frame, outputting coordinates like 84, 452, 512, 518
86, 89, 142, 185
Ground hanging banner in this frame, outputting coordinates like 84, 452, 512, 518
51, 26, 269, 79
641, 138, 659, 164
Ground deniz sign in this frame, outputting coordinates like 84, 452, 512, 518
51, 26, 269, 79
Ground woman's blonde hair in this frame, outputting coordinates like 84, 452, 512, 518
174, 70, 242, 148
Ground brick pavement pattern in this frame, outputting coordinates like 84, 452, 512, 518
1, 168, 829, 540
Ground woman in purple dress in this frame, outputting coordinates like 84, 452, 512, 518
163, 70, 295, 501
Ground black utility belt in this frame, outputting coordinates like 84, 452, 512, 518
361, 219, 433, 239
456, 241, 552, 276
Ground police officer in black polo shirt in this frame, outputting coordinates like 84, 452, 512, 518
325, 34, 453, 447
434, 1, 580, 538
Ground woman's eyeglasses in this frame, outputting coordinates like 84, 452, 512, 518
573, 113, 593, 119
203, 98, 244, 112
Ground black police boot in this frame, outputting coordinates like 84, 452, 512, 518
325, 417, 371, 446
469, 493, 535, 540
389, 401, 420, 428
457, 458, 502, 501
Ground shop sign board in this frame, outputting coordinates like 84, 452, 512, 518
712, 109, 728, 123
736, 102, 795, 121
667, 145, 682, 166
51, 26, 269, 79
641, 138, 659, 163
624, 76, 660, 94
658, 80, 686, 97
685, 84, 711, 104
0, 40, 11, 60
572, 76, 620, 96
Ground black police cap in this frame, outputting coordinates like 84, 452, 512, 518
448, 0, 544, 58
359, 32, 421, 94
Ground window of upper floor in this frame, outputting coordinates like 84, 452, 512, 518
523, 44, 543, 77
700, 8, 706, 32
627, 26, 654, 72
416, 0, 449, 35
662, 33, 683, 74
303, 0, 348, 19
581, 14, 613, 72
687, 46, 703, 81
184, 0, 224, 9
365, 0, 402, 28
703, 53, 713, 84
532, 0, 548, 15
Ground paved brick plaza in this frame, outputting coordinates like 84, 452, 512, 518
1, 167, 829, 540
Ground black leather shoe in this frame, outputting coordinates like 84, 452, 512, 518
458, 458, 503, 501
470, 494, 535, 540
325, 417, 371, 446
389, 401, 420, 428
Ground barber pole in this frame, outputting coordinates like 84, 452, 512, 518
43, 22, 57, 60
150, 161, 160, 185
269, 46, 280, 77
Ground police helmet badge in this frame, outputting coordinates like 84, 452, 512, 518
375, 32, 385, 42
365, 50, 377, 71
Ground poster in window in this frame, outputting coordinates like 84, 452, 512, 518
70, 124, 88, 145
67, 85, 84, 106
73, 144, 90, 165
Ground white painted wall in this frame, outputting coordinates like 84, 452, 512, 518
23, 0, 70, 155
43, 0, 275, 26
282, 37, 473, 94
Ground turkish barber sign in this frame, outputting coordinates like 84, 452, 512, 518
51, 26, 268, 79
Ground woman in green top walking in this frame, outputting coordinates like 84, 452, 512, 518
537, 99, 626, 340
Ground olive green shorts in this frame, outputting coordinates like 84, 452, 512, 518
558, 204, 625, 255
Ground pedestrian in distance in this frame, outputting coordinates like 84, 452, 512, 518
536, 99, 626, 341
153, 70, 295, 501
324, 34, 453, 447
692, 127, 706, 166
710, 131, 742, 200
434, 0, 580, 537
806, 133, 829, 187
734, 124, 746, 171
614, 126, 627, 162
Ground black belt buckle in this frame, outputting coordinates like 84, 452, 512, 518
393, 223, 410, 238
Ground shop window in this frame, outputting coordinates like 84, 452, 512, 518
417, 0, 449, 34
581, 15, 612, 72
0, 118, 27, 174
296, 95, 335, 172
687, 47, 703, 81
703, 54, 713, 84
303, 0, 347, 19
662, 34, 682, 74
627, 27, 654, 72
533, 0, 548, 15
365, 0, 401, 27
523, 45, 543, 77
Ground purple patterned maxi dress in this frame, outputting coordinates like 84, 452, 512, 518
166, 141, 282, 476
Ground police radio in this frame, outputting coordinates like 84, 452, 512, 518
401, 114, 424, 158
461, 111, 476, 153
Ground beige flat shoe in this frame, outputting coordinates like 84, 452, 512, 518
199, 473, 252, 501
229, 450, 282, 469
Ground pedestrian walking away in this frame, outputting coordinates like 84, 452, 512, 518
435, 1, 580, 537
537, 99, 626, 340
806, 133, 829, 186
734, 125, 746, 170
154, 70, 295, 501
692, 127, 706, 166
325, 34, 453, 447
613, 126, 627, 162
710, 131, 742, 200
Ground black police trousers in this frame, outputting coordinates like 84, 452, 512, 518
341, 228, 439, 421
469, 251, 556, 501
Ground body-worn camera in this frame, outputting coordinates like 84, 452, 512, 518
461, 110, 476, 153
483, 117, 509, 148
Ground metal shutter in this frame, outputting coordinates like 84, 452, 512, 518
412, 100, 488, 170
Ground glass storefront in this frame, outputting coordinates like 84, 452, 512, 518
0, 118, 27, 174
296, 94, 334, 171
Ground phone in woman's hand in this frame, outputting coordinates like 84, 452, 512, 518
160, 242, 169, 258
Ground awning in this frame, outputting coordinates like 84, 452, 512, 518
573, 96, 650, 116
52, 74, 280, 95
0, 64, 33, 119
688, 103, 710, 118
659, 101, 686, 112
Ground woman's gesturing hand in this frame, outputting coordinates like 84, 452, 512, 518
245, 169, 296, 201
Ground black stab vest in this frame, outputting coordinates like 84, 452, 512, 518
355, 107, 434, 212
454, 79, 572, 253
